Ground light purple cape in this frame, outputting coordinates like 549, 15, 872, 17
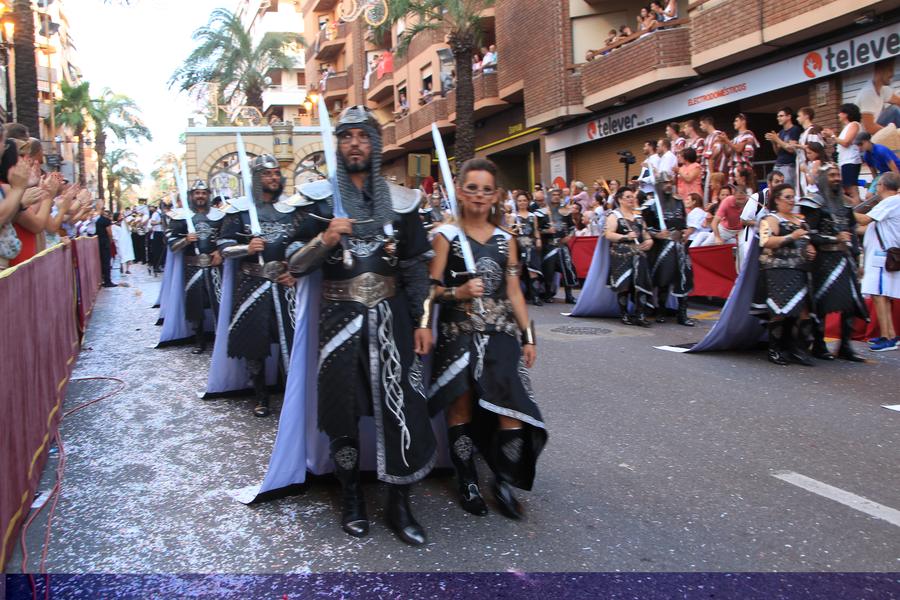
688, 236, 766, 353
569, 236, 620, 318
156, 250, 216, 346
153, 248, 177, 315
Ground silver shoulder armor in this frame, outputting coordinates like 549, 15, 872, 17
388, 182, 421, 214
298, 179, 333, 201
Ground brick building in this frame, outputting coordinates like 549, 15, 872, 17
296, 0, 900, 193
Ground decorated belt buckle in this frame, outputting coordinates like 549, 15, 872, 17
197, 254, 212, 267
263, 261, 287, 281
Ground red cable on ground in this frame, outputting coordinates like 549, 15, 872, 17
18, 376, 127, 599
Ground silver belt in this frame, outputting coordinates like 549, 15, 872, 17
241, 261, 288, 281
185, 253, 213, 267
322, 272, 396, 308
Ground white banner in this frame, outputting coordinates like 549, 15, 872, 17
547, 23, 900, 153
549, 151, 567, 189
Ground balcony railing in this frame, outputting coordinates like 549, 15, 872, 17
581, 21, 693, 111
382, 122, 397, 147
314, 22, 348, 61
323, 70, 351, 101
444, 72, 505, 122
367, 70, 394, 103
410, 97, 449, 139
262, 86, 307, 112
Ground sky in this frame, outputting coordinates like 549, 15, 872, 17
63, 0, 226, 185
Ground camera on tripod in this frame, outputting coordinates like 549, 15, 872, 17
617, 150, 636, 165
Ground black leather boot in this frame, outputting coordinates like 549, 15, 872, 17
448, 424, 488, 516
618, 295, 633, 326
191, 323, 206, 355
386, 485, 427, 546
805, 318, 833, 360
250, 362, 270, 417
785, 318, 814, 366
656, 291, 668, 323
767, 320, 789, 365
837, 313, 865, 362
491, 428, 525, 520
564, 286, 577, 304
330, 437, 369, 538
677, 298, 695, 327
530, 280, 543, 306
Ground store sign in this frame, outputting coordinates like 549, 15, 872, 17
549, 152, 567, 189
547, 24, 900, 153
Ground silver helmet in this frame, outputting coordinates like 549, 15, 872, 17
189, 179, 209, 192
250, 154, 279, 172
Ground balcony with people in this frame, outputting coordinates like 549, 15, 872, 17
314, 20, 348, 62
579, 4, 693, 111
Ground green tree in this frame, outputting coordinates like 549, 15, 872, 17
54, 80, 93, 185
12, 0, 39, 135
387, 0, 495, 163
169, 8, 304, 111
150, 152, 179, 197
90, 88, 152, 209
104, 148, 142, 212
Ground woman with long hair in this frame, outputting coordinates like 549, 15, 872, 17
751, 184, 817, 365
604, 186, 654, 326
510, 190, 544, 306
428, 158, 547, 520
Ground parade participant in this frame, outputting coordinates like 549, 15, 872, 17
288, 105, 436, 546
605, 187, 654, 326
537, 188, 578, 303
148, 204, 166, 275
218, 154, 304, 417
798, 164, 868, 362
419, 189, 445, 230
428, 158, 546, 520
510, 190, 544, 306
165, 179, 225, 354
131, 198, 149, 264
643, 173, 695, 326
751, 184, 816, 366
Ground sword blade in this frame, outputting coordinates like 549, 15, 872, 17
317, 96, 347, 219
236, 133, 262, 236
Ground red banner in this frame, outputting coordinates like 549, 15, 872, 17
825, 298, 900, 341
0, 238, 100, 568
568, 236, 738, 299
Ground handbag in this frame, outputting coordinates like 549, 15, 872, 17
874, 222, 900, 272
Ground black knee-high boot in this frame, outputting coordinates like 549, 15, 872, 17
491, 428, 525, 520
768, 320, 788, 365
191, 320, 206, 354
249, 360, 270, 417
564, 285, 577, 304
448, 424, 487, 516
806, 317, 833, 360
837, 312, 865, 362
785, 317, 814, 366
677, 297, 695, 327
633, 294, 651, 328
656, 290, 669, 323
618, 294, 632, 326
530, 279, 543, 306
330, 437, 369, 538
386, 484, 427, 546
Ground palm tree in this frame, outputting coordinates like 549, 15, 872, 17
387, 0, 495, 163
150, 152, 179, 197
12, 0, 39, 135
90, 88, 152, 209
169, 8, 304, 111
54, 80, 93, 185
104, 148, 142, 211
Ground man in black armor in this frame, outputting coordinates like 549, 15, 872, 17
289, 105, 437, 546
798, 164, 868, 361
165, 179, 225, 353
643, 173, 695, 326
218, 155, 304, 417
536, 188, 578, 303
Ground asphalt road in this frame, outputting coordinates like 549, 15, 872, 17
10, 268, 900, 574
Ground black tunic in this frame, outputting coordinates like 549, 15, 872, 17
642, 193, 694, 297
511, 211, 543, 278
751, 216, 813, 319
429, 224, 547, 491
800, 201, 868, 319
165, 209, 224, 324
294, 195, 437, 485
607, 210, 653, 300
218, 199, 306, 368
537, 207, 578, 290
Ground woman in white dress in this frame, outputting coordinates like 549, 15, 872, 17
113, 212, 135, 274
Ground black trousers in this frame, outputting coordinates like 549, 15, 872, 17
132, 232, 146, 263
149, 233, 165, 271
99, 240, 112, 285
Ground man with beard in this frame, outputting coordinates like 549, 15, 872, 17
536, 188, 578, 304
798, 164, 868, 361
165, 179, 225, 354
218, 155, 305, 417
643, 172, 695, 326
288, 106, 436, 546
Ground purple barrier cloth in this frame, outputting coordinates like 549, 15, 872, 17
203, 259, 278, 397
688, 236, 766, 353
569, 236, 619, 318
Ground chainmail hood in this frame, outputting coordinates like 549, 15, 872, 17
251, 153, 283, 204
335, 105, 393, 238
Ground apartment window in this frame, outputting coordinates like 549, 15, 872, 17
296, 71, 306, 87
420, 65, 433, 104
397, 83, 409, 112
265, 0, 278, 12
268, 71, 282, 86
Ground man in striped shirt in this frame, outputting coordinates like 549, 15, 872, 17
667, 122, 686, 159
721, 113, 759, 183
700, 115, 727, 178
